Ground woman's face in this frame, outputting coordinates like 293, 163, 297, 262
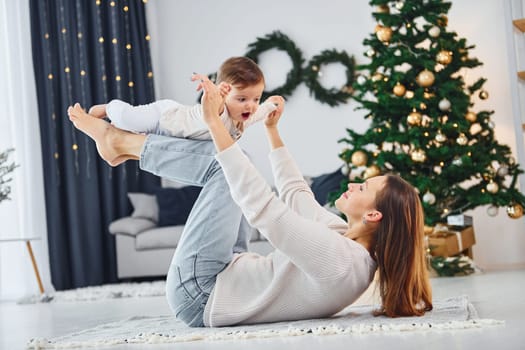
335, 175, 387, 222
224, 82, 265, 123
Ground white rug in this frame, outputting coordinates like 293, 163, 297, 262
27, 295, 503, 349
18, 281, 166, 304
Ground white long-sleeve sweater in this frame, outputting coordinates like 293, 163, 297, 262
204, 144, 377, 327
105, 99, 276, 140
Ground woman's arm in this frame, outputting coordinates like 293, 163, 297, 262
192, 74, 236, 152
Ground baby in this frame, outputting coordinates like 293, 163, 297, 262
88, 56, 283, 140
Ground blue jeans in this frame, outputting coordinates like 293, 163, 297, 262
140, 135, 250, 327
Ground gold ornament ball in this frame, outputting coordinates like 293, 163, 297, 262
486, 181, 499, 194
465, 111, 477, 122
376, 26, 393, 42
376, 5, 390, 13
416, 69, 435, 87
436, 50, 453, 65
479, 90, 489, 100
507, 203, 524, 219
393, 83, 406, 96
363, 165, 381, 179
351, 150, 368, 167
407, 110, 422, 125
411, 149, 427, 162
437, 15, 448, 27
371, 73, 383, 82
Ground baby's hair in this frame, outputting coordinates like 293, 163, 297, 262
216, 57, 265, 88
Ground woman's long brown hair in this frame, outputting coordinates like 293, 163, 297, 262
373, 174, 433, 317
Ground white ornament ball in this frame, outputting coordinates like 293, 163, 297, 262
341, 164, 350, 176
435, 131, 447, 143
497, 166, 509, 177
452, 157, 463, 166
366, 48, 376, 57
487, 205, 499, 217
439, 98, 451, 111
356, 75, 367, 85
428, 26, 441, 38
456, 133, 468, 146
486, 181, 499, 193
395, 1, 405, 10
423, 191, 436, 205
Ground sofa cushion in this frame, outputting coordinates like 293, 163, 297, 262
155, 186, 202, 227
135, 225, 185, 250
310, 168, 346, 205
128, 193, 159, 222
109, 217, 157, 237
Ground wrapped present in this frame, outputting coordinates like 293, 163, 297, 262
426, 224, 476, 258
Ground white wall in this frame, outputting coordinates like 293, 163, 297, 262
146, 0, 525, 270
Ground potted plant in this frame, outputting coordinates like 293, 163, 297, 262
0, 148, 18, 203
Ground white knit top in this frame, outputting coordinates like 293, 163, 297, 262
203, 144, 377, 327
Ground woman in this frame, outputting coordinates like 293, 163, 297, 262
67, 75, 432, 328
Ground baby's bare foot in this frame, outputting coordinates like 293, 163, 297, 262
68, 103, 130, 166
88, 104, 107, 119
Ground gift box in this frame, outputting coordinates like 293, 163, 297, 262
426, 225, 476, 258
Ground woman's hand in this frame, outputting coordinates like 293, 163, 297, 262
264, 95, 285, 128
191, 73, 224, 126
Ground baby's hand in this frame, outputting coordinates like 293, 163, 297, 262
264, 95, 285, 128
218, 82, 231, 98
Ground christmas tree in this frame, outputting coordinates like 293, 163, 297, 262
337, 0, 525, 225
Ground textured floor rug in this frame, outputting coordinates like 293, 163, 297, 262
27, 295, 502, 349
18, 280, 166, 304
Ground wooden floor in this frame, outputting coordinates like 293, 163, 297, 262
1, 269, 524, 350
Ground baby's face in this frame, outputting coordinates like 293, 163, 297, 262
224, 82, 265, 123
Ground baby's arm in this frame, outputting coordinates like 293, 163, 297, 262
243, 95, 284, 128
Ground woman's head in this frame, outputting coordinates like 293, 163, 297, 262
373, 174, 432, 317
216, 57, 266, 125
336, 174, 432, 317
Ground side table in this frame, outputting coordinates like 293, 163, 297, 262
0, 237, 44, 294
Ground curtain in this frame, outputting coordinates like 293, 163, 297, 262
0, 0, 51, 300
29, 0, 160, 290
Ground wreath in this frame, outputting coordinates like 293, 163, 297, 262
303, 49, 356, 107
245, 31, 304, 100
